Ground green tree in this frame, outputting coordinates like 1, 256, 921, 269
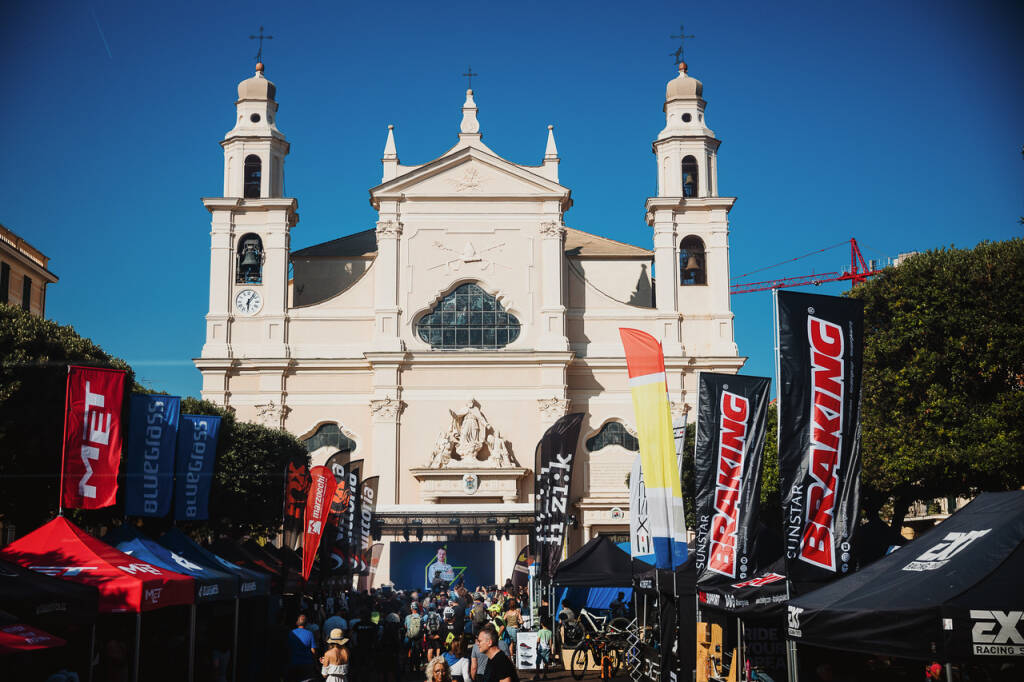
848, 239, 1024, 526
0, 304, 137, 530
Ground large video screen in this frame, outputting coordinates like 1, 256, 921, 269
389, 541, 495, 590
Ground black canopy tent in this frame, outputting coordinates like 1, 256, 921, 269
788, 491, 1024, 662
0, 557, 99, 626
553, 536, 633, 587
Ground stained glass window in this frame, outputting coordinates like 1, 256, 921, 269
303, 423, 356, 453
416, 283, 521, 350
586, 421, 639, 452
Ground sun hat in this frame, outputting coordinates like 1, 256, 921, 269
326, 628, 348, 646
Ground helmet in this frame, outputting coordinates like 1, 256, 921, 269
443, 606, 455, 619
386, 612, 401, 624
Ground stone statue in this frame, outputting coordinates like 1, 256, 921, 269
427, 399, 515, 469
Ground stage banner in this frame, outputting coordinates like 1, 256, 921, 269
776, 290, 863, 584
693, 373, 771, 586
619, 328, 688, 569
356, 475, 379, 575
60, 366, 127, 510
536, 413, 585, 577
321, 451, 352, 575
282, 452, 311, 552
356, 543, 384, 592
511, 546, 530, 589
173, 414, 221, 521
301, 465, 337, 581
124, 394, 180, 517
629, 454, 655, 565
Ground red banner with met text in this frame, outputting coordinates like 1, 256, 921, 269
60, 366, 128, 510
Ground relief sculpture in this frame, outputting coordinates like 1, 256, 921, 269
428, 399, 516, 468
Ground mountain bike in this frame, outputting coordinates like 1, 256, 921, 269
570, 634, 621, 680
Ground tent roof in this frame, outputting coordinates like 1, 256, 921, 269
0, 517, 193, 613
104, 528, 237, 603
159, 529, 270, 597
0, 557, 99, 626
789, 491, 1024, 662
554, 536, 633, 587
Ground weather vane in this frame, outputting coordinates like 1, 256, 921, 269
670, 24, 695, 65
250, 26, 273, 64
462, 65, 479, 89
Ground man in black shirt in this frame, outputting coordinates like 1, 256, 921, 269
475, 628, 516, 682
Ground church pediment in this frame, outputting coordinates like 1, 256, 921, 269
370, 147, 569, 204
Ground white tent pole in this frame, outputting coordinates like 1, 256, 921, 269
133, 612, 141, 682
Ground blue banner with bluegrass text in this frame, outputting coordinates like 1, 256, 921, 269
125, 394, 180, 517
173, 414, 221, 521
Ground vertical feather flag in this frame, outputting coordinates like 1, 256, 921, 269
619, 328, 687, 569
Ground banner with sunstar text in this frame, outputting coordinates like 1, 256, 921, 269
619, 329, 687, 569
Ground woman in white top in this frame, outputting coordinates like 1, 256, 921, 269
320, 628, 349, 682
447, 637, 471, 682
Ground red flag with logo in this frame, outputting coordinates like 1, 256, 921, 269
301, 466, 337, 581
60, 366, 127, 510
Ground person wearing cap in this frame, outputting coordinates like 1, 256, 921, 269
320, 628, 349, 682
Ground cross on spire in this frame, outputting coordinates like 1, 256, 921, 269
249, 26, 273, 64
462, 65, 479, 90
670, 24, 695, 65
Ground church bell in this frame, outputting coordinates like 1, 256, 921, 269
684, 254, 701, 276
240, 244, 260, 268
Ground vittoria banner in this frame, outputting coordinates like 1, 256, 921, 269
173, 415, 221, 521
341, 459, 364, 576
356, 543, 384, 592
282, 453, 311, 552
356, 475, 379, 575
536, 413, 585, 578
693, 372, 771, 586
125, 394, 180, 517
301, 465, 338, 581
777, 290, 863, 584
321, 451, 352, 575
629, 455, 655, 565
60, 366, 127, 510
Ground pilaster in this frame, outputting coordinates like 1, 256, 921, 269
373, 220, 405, 352
538, 221, 569, 352
366, 351, 407, 505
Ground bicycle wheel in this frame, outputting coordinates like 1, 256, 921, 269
570, 644, 590, 680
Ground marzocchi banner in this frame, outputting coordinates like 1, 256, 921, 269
776, 290, 863, 585
536, 413, 585, 577
629, 455, 655, 565
173, 415, 221, 521
60, 366, 127, 510
301, 465, 337, 581
282, 453, 311, 552
693, 372, 772, 586
124, 394, 180, 517
356, 475, 379, 575
619, 329, 688, 569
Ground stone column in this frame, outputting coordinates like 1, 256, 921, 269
373, 219, 404, 352
537, 221, 569, 352
652, 210, 684, 356
369, 393, 404, 506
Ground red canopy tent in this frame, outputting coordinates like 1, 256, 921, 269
0, 623, 67, 654
0, 516, 193, 613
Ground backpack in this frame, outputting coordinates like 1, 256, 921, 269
406, 614, 422, 638
470, 604, 487, 626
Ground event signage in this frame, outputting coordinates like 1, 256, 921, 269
776, 291, 863, 583
356, 543, 384, 592
301, 465, 338, 581
356, 475, 379, 574
173, 415, 221, 521
619, 328, 688, 569
342, 459, 363, 575
629, 455, 655, 564
124, 394, 180, 517
60, 366, 127, 510
536, 413, 585, 577
693, 372, 771, 585
282, 453, 311, 552
320, 451, 352, 575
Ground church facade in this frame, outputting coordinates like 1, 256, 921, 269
195, 61, 744, 586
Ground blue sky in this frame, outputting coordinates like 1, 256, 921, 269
2, 0, 1021, 398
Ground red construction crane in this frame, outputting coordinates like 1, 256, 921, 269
730, 238, 885, 295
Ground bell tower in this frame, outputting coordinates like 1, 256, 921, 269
198, 63, 298, 407
646, 61, 738, 360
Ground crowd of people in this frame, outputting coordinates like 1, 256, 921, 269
284, 573, 549, 682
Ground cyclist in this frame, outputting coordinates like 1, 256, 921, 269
404, 602, 425, 672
